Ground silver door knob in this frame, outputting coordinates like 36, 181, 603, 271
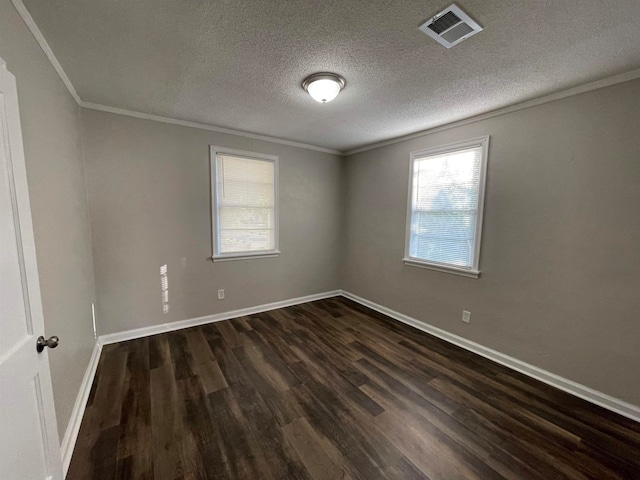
36, 336, 59, 353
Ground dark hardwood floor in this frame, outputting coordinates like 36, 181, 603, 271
67, 297, 640, 479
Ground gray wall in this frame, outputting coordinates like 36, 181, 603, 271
6, 0, 639, 429
81, 109, 343, 335
343, 78, 640, 405
0, 0, 97, 439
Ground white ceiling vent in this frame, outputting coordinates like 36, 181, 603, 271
419, 4, 483, 49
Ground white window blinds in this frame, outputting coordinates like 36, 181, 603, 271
406, 137, 489, 275
213, 151, 278, 257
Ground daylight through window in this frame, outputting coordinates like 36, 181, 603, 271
211, 147, 279, 260
404, 137, 489, 277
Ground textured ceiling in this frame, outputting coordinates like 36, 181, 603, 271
21, 0, 640, 152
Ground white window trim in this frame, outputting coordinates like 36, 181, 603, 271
403, 135, 490, 279
210, 145, 280, 262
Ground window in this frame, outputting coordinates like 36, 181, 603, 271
404, 136, 489, 278
211, 146, 279, 261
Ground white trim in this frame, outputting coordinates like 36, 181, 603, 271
1, 57, 64, 479
340, 291, 640, 423
11, 0, 640, 158
210, 146, 280, 260
344, 67, 640, 156
67, 287, 638, 467
210, 146, 279, 163
402, 259, 479, 278
82, 102, 342, 155
404, 136, 489, 275
59, 290, 341, 472
11, 0, 343, 155
99, 290, 341, 345
11, 0, 82, 105
212, 252, 280, 262
60, 342, 101, 478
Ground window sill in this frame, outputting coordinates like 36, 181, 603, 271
402, 258, 480, 279
213, 251, 280, 262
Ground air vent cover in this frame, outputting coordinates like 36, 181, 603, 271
419, 4, 482, 49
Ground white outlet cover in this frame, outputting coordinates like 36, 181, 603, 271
462, 310, 471, 323
217, 289, 225, 300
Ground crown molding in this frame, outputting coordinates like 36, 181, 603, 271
344, 67, 640, 156
13, 0, 640, 158
79, 102, 343, 155
11, 0, 341, 156
11, 0, 82, 105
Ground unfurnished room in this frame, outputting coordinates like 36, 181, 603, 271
1, 0, 640, 479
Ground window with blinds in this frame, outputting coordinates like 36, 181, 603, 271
211, 147, 279, 260
404, 136, 489, 277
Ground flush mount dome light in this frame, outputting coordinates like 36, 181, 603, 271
302, 72, 345, 103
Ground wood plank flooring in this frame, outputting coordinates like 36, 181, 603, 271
67, 297, 640, 479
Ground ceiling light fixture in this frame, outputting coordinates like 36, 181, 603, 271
302, 72, 345, 103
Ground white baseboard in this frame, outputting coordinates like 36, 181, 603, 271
62, 285, 638, 478
60, 290, 340, 473
340, 290, 640, 423
60, 341, 102, 477
99, 290, 342, 346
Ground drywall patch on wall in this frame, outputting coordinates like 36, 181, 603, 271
81, 107, 343, 335
99, 290, 341, 345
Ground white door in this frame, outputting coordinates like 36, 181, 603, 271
0, 59, 63, 479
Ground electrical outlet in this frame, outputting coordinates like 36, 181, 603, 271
462, 310, 471, 324
217, 289, 225, 300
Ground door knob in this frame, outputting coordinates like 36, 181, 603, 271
36, 336, 59, 353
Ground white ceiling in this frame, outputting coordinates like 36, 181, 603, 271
21, 0, 640, 152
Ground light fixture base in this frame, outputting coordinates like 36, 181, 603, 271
302, 72, 346, 103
